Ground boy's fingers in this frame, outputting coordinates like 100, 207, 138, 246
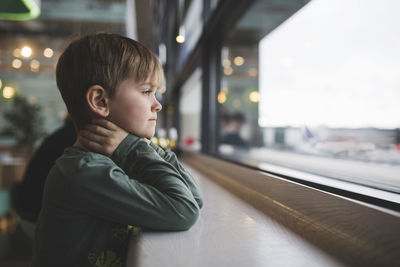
80, 135, 105, 150
142, 138, 151, 145
79, 135, 112, 156
84, 124, 111, 137
80, 129, 106, 143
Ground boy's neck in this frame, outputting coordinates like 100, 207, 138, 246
73, 139, 88, 151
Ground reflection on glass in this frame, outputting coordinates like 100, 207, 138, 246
218, 0, 400, 193
220, 111, 249, 149
180, 68, 202, 151
219, 44, 262, 152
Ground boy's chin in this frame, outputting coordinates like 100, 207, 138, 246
133, 132, 154, 140
145, 133, 155, 139
129, 128, 154, 139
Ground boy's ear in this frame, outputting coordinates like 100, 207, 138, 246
86, 85, 110, 117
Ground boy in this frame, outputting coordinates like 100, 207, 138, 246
31, 33, 203, 267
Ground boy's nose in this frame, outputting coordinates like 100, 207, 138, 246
152, 99, 162, 113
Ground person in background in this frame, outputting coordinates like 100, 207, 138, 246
220, 111, 249, 148
11, 115, 76, 238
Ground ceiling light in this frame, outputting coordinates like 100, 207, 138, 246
0, 0, 41, 21
217, 91, 227, 104
30, 59, 40, 71
222, 59, 231, 68
12, 59, 22, 69
13, 48, 21, 57
3, 86, 15, 99
223, 67, 233, 76
21, 46, 32, 57
176, 26, 185, 43
249, 91, 260, 103
176, 35, 185, 43
234, 56, 244, 66
43, 48, 54, 58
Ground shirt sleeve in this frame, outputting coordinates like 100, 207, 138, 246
68, 134, 200, 231
149, 142, 203, 208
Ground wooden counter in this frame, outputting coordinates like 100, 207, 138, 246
126, 159, 348, 266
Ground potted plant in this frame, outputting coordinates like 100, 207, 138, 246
1, 95, 46, 156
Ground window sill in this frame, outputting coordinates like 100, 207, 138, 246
126, 152, 400, 266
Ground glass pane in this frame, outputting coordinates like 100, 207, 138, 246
218, 0, 400, 195
180, 68, 202, 151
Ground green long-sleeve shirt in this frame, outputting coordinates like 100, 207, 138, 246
31, 134, 203, 267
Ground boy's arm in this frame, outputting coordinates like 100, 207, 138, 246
79, 120, 203, 208
69, 135, 199, 231
149, 142, 203, 208
74, 120, 200, 230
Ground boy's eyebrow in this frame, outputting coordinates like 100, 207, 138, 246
138, 82, 156, 87
140, 83, 154, 87
137, 81, 165, 93
139, 82, 162, 91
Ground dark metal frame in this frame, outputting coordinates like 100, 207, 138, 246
163, 0, 256, 153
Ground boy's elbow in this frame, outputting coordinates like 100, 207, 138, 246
196, 196, 204, 209
175, 203, 200, 231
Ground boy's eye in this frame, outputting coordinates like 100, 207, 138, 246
143, 90, 152, 95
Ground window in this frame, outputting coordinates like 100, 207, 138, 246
217, 0, 400, 199
179, 68, 202, 151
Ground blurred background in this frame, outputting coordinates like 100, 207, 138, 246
1, 0, 399, 265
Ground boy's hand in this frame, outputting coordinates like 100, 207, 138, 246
78, 119, 128, 157
142, 137, 151, 145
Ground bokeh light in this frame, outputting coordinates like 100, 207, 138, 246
3, 86, 15, 99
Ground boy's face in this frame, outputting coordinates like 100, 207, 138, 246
107, 76, 162, 138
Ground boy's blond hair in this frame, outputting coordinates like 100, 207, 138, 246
56, 33, 164, 130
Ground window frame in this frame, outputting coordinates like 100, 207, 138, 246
166, 0, 400, 210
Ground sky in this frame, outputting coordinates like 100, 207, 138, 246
259, 0, 400, 129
